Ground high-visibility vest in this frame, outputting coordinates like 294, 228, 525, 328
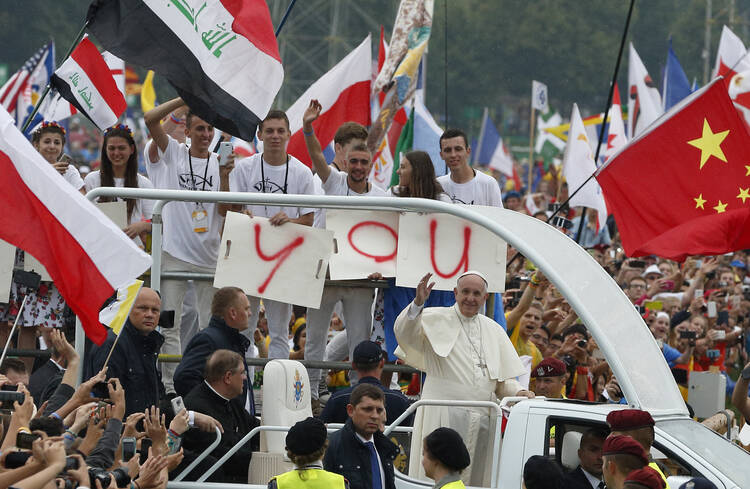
272, 468, 347, 489
439, 480, 466, 489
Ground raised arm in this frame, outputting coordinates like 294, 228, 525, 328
302, 99, 331, 182
144, 97, 186, 162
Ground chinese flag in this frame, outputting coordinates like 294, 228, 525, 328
596, 78, 750, 261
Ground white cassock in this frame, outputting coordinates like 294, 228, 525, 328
394, 302, 525, 486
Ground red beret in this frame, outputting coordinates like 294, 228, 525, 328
531, 358, 566, 378
607, 409, 655, 431
624, 467, 665, 489
602, 435, 649, 465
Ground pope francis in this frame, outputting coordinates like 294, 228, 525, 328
395, 271, 533, 486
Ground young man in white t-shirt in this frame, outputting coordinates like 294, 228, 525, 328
144, 97, 233, 393
437, 128, 504, 207
220, 110, 316, 359
302, 100, 387, 411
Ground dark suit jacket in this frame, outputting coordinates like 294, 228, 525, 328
29, 360, 63, 408
183, 381, 260, 483
173, 315, 255, 414
320, 376, 413, 426
85, 321, 165, 416
563, 466, 600, 489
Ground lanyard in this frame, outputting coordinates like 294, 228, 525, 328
187, 149, 210, 192
260, 153, 290, 194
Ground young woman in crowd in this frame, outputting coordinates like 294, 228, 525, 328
84, 124, 154, 247
290, 323, 307, 360
382, 151, 454, 381
0, 122, 84, 367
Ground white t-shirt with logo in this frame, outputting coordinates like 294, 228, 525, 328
437, 170, 504, 207
229, 153, 316, 218
319, 167, 387, 229
144, 136, 222, 268
84, 171, 155, 223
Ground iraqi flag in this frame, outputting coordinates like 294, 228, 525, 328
86, 0, 283, 142
50, 36, 126, 130
0, 105, 151, 344
285, 35, 372, 167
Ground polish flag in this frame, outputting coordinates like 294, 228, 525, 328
286, 35, 372, 167
50, 36, 126, 130
0, 106, 151, 344
712, 25, 750, 80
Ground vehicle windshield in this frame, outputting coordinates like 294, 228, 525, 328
658, 418, 750, 487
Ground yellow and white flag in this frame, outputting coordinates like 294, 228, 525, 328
98, 279, 143, 335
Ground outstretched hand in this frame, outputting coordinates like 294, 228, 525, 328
415, 273, 435, 307
302, 99, 322, 130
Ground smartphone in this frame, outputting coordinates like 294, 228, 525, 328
4, 451, 32, 469
717, 311, 729, 326
171, 395, 186, 416
57, 153, 73, 164
679, 330, 697, 339
64, 456, 80, 471
714, 329, 727, 340
707, 301, 717, 318
16, 432, 40, 449
122, 437, 136, 461
218, 141, 233, 167
694, 289, 704, 299
1, 384, 18, 391
662, 280, 675, 290
630, 259, 647, 268
139, 438, 152, 465
695, 259, 703, 269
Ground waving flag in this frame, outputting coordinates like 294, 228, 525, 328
474, 108, 514, 177
713, 25, 750, 80
0, 106, 151, 344
0, 43, 54, 127
285, 35, 372, 167
562, 104, 608, 231
99, 279, 143, 335
87, 0, 283, 141
50, 35, 127, 130
628, 43, 662, 137
369, 0, 434, 153
602, 84, 627, 162
597, 78, 750, 260
662, 39, 692, 111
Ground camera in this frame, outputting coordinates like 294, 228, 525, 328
5, 451, 32, 469
16, 432, 40, 449
89, 468, 130, 488
0, 390, 25, 410
64, 456, 80, 471
561, 354, 577, 369
576, 339, 587, 349
679, 330, 697, 339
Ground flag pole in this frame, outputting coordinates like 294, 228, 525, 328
21, 22, 89, 133
527, 105, 536, 192
506, 0, 636, 269
101, 328, 122, 370
0, 295, 29, 368
274, 0, 297, 37
543, 0, 636, 232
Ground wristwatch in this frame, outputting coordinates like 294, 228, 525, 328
742, 365, 750, 380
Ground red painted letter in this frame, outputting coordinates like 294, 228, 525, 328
429, 219, 471, 278
254, 223, 305, 294
347, 221, 398, 263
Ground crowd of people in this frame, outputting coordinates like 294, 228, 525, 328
0, 93, 746, 489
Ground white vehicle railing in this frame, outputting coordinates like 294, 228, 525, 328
83, 189, 687, 416
173, 426, 222, 481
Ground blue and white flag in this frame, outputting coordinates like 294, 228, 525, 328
662, 39, 692, 111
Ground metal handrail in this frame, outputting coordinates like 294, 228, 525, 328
174, 426, 222, 481
383, 399, 505, 488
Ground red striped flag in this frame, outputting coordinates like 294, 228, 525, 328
87, 0, 283, 142
50, 36, 126, 130
0, 106, 151, 344
285, 35, 372, 167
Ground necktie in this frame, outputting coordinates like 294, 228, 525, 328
366, 441, 382, 489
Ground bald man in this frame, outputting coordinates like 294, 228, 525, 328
86, 287, 166, 416
394, 271, 532, 486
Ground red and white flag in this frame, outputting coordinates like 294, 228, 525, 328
628, 43, 662, 138
602, 84, 628, 162
0, 106, 151, 344
87, 0, 283, 142
286, 35, 372, 167
713, 25, 750, 80
50, 36, 126, 130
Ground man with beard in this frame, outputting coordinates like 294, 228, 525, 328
302, 100, 387, 414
